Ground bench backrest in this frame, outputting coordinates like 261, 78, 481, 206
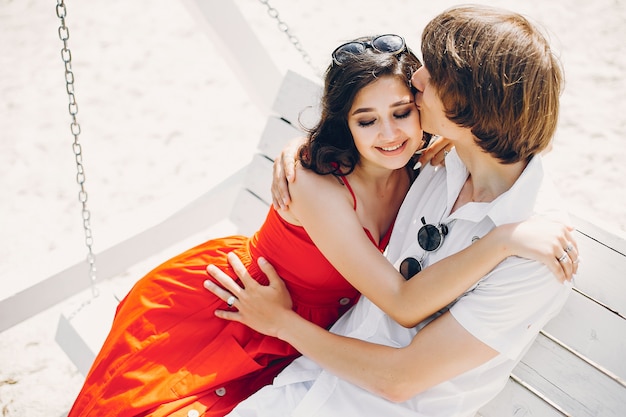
235, 70, 626, 417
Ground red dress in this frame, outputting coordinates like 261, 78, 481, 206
68, 178, 392, 417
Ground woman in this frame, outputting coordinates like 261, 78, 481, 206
68, 33, 576, 417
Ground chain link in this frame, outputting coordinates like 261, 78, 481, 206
256, 0, 321, 77
56, 1, 99, 305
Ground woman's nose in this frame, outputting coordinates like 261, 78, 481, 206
380, 119, 398, 139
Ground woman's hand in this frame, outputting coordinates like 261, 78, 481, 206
204, 252, 295, 338
499, 216, 580, 282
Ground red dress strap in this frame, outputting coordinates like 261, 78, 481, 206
339, 175, 358, 210
340, 176, 392, 252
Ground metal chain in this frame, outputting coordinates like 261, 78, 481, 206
256, 0, 321, 77
56, 0, 99, 305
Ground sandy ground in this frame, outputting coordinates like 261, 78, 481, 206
0, 0, 625, 415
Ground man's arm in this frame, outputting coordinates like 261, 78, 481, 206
277, 309, 496, 402
205, 254, 497, 402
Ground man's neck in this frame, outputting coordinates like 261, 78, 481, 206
452, 144, 528, 211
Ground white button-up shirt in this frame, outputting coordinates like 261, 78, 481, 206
229, 151, 573, 417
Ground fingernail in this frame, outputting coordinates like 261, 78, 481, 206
413, 161, 422, 170
258, 257, 267, 265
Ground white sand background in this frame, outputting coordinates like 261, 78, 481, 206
0, 0, 625, 415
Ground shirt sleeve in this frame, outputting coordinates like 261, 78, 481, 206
449, 256, 572, 360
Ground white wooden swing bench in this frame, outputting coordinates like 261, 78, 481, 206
51, 70, 626, 417
1, 1, 624, 416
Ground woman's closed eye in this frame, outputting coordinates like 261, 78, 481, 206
394, 109, 413, 120
357, 118, 377, 128
355, 107, 414, 128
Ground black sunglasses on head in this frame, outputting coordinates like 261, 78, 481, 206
332, 34, 406, 66
399, 217, 449, 280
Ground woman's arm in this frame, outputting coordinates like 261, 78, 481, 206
288, 167, 577, 327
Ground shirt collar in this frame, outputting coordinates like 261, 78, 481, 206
444, 149, 545, 227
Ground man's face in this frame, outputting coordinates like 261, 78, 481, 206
411, 66, 464, 139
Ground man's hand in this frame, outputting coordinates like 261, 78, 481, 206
416, 136, 453, 169
271, 137, 306, 210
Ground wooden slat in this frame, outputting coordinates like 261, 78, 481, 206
569, 221, 626, 315
271, 70, 321, 128
257, 116, 306, 163
242, 154, 274, 205
543, 289, 626, 382
477, 378, 566, 417
481, 328, 626, 417
573, 214, 626, 256
512, 333, 626, 416
230, 190, 271, 237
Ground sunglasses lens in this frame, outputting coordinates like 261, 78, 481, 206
400, 257, 422, 280
417, 224, 443, 252
372, 35, 405, 54
333, 42, 366, 65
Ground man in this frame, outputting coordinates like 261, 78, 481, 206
206, 5, 575, 416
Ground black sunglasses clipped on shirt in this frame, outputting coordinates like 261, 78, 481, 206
399, 217, 449, 280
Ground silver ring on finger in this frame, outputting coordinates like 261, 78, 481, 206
226, 295, 237, 308
564, 243, 574, 253
557, 252, 568, 263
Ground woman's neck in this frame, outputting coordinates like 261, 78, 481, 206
351, 161, 403, 190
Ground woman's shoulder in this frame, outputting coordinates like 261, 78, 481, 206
290, 165, 352, 208
293, 163, 344, 189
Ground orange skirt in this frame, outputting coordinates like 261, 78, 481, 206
67, 236, 298, 417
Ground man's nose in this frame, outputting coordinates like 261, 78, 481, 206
411, 68, 424, 91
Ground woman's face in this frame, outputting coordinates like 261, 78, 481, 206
347, 76, 424, 171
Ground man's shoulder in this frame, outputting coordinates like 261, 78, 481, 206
451, 256, 572, 358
